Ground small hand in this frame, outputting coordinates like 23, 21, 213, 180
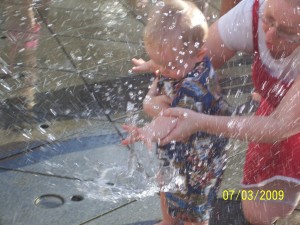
131, 58, 159, 75
121, 116, 178, 149
121, 124, 154, 149
121, 124, 141, 145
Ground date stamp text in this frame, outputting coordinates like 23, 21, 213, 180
222, 189, 285, 201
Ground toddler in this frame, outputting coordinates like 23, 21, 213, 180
122, 1, 231, 224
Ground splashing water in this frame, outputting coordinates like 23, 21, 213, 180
76, 142, 160, 202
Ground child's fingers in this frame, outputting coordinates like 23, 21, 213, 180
131, 58, 147, 73
122, 124, 136, 132
122, 124, 141, 138
121, 134, 138, 145
144, 137, 153, 151
132, 58, 145, 65
121, 125, 144, 145
121, 138, 130, 145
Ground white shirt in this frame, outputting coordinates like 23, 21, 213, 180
217, 0, 300, 82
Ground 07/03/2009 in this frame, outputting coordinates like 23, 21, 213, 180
222, 189, 285, 201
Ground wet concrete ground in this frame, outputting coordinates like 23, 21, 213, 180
0, 0, 299, 224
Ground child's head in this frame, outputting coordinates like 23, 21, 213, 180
144, 0, 208, 79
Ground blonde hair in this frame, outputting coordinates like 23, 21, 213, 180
144, 0, 208, 57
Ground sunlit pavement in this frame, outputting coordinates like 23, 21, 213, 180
0, 1, 299, 225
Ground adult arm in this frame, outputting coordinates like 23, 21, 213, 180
220, 0, 241, 16
203, 21, 236, 69
204, 0, 255, 69
159, 76, 300, 145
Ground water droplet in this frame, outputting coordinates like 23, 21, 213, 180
104, 52, 113, 58
97, 59, 104, 64
39, 127, 47, 134
126, 101, 135, 111
47, 134, 56, 141
0, 81, 11, 91
0, 66, 11, 75
169, 25, 175, 30
120, 12, 127, 18
22, 132, 31, 139
50, 108, 57, 116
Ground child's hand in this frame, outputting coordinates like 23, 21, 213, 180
121, 124, 142, 145
121, 116, 178, 149
131, 58, 160, 75
121, 124, 153, 149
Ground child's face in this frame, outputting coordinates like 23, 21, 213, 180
146, 42, 203, 79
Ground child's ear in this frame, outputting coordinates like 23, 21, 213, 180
196, 47, 207, 60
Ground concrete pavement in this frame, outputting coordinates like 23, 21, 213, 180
0, 0, 299, 224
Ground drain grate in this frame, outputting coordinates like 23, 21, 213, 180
71, 195, 84, 202
34, 194, 64, 208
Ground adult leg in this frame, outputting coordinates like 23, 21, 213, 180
242, 180, 300, 225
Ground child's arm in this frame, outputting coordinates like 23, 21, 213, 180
143, 77, 172, 118
131, 58, 171, 117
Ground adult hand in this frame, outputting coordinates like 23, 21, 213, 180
159, 107, 202, 145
